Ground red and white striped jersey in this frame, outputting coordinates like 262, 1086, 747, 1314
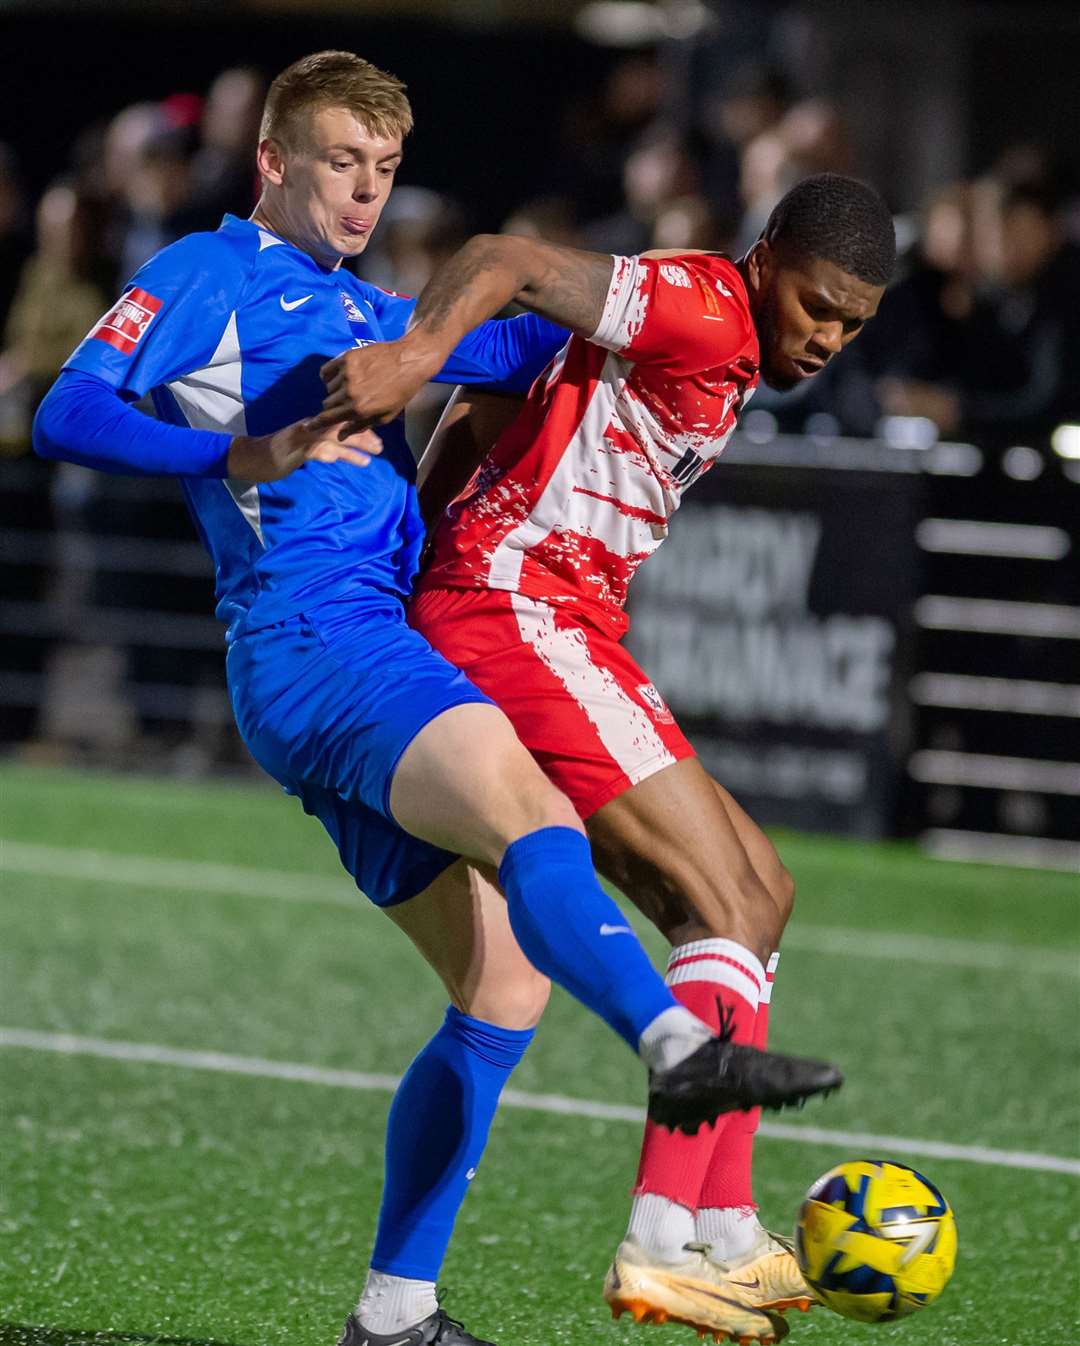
421, 252, 760, 639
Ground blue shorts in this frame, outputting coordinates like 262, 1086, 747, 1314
226, 591, 491, 906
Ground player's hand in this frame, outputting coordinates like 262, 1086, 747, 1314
313, 334, 446, 430
226, 418, 384, 482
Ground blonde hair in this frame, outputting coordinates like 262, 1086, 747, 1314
260, 50, 413, 149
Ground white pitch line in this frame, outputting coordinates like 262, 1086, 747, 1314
2, 1027, 1078, 1178
779, 924, 1080, 977
0, 839, 359, 906
3, 839, 1078, 978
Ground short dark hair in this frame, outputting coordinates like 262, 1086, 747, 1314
762, 173, 896, 286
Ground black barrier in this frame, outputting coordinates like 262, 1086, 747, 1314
626, 435, 926, 837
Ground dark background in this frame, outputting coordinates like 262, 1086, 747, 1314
7, 1, 1080, 221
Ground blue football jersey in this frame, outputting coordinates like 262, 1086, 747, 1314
62, 214, 565, 639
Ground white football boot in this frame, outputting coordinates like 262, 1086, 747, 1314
691, 1228, 817, 1315
603, 1236, 789, 1343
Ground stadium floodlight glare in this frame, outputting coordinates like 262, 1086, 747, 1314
1051, 424, 1080, 459
1002, 445, 1044, 481
877, 415, 938, 450
741, 408, 778, 444
574, 0, 712, 46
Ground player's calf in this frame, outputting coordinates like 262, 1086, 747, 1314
588, 760, 788, 965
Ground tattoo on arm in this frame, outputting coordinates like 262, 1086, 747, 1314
408, 235, 615, 343
518, 247, 615, 337
410, 237, 509, 336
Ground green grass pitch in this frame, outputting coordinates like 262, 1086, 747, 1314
1, 763, 1077, 1346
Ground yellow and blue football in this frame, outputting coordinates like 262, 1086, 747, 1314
794, 1159, 957, 1323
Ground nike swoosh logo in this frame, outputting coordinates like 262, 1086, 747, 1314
599, 923, 633, 936
729, 1276, 761, 1290
280, 293, 313, 311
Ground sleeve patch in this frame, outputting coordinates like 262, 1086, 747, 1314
90, 287, 163, 356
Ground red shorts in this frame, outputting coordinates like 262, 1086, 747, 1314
409, 585, 695, 818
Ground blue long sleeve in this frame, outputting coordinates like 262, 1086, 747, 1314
363, 287, 566, 394
434, 313, 567, 393
33, 370, 233, 478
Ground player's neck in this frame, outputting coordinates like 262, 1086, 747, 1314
249, 198, 343, 272
733, 255, 759, 318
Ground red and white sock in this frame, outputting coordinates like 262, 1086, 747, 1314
696, 950, 779, 1261
626, 938, 764, 1264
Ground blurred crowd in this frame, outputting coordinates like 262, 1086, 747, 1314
1, 46, 1078, 763
3, 53, 1078, 454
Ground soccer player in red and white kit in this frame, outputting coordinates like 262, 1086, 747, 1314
319, 174, 893, 1343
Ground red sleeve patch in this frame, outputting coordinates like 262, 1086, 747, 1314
90, 287, 163, 356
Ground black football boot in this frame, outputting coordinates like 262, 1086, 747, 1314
338, 1308, 496, 1346
648, 1002, 842, 1134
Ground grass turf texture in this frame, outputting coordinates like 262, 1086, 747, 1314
1, 763, 1078, 1346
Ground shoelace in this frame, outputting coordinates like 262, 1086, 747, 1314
765, 1229, 796, 1255
682, 1230, 795, 1264
432, 1299, 471, 1343
715, 997, 737, 1044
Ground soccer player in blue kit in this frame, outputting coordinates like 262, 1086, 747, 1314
35, 52, 840, 1346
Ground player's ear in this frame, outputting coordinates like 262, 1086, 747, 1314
744, 239, 773, 296
257, 137, 287, 187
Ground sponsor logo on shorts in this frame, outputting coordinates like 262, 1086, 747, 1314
637, 683, 675, 723
90, 287, 162, 355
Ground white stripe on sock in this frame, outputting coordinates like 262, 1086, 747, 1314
665, 938, 764, 1010
760, 950, 780, 1005
666, 939, 767, 989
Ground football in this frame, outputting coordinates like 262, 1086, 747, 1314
794, 1160, 957, 1322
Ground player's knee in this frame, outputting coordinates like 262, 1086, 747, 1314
482, 732, 584, 845
507, 771, 583, 842
461, 971, 552, 1031
536, 787, 583, 835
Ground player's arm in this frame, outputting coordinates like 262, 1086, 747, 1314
364, 286, 567, 394
33, 370, 381, 482
36, 232, 379, 483
316, 235, 613, 428
416, 387, 523, 531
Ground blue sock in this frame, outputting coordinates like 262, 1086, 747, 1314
498, 826, 678, 1051
371, 1005, 533, 1280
